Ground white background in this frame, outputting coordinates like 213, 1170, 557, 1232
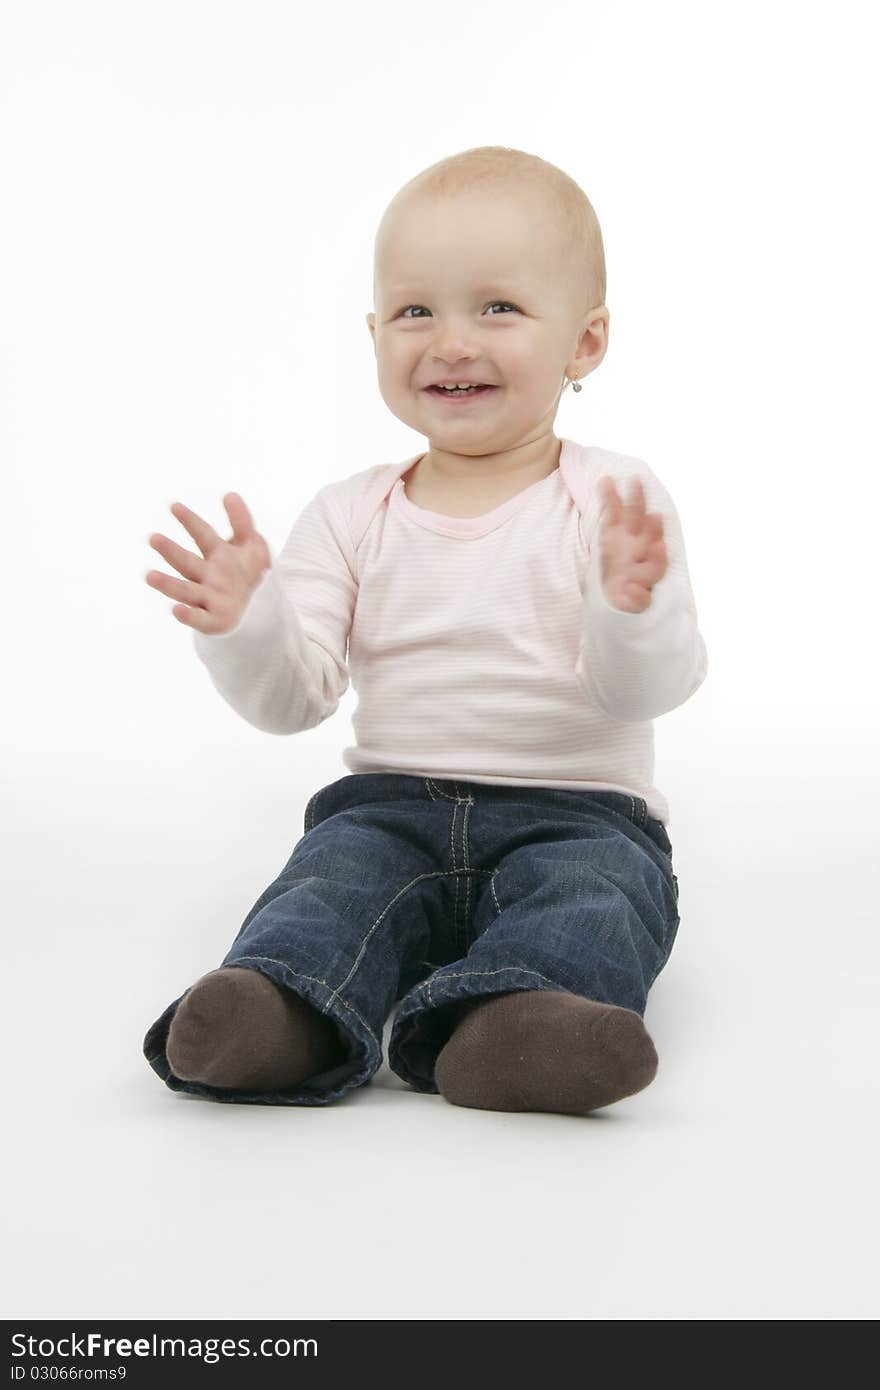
2, 0, 877, 1321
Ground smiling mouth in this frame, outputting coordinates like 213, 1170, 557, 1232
425, 384, 499, 400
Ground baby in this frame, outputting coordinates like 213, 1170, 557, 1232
143, 145, 708, 1116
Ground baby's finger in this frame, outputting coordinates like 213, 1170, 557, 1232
170, 603, 224, 634
597, 475, 622, 524
145, 569, 208, 608
627, 513, 664, 557
169, 501, 221, 559
147, 532, 206, 582
223, 492, 258, 544
621, 477, 647, 533
626, 555, 665, 585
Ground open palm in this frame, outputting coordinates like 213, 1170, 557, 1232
145, 493, 271, 634
596, 475, 668, 614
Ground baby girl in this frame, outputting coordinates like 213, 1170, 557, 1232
143, 145, 708, 1116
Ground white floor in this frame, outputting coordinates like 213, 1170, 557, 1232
3, 759, 877, 1321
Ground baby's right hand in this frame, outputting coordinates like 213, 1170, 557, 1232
145, 493, 271, 634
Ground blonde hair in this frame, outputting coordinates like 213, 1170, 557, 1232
376, 145, 607, 317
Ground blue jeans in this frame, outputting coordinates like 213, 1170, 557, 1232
143, 773, 680, 1106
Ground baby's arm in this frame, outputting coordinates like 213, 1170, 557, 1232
191, 484, 357, 734
575, 461, 708, 722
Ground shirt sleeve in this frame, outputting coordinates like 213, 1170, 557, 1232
574, 461, 708, 722
190, 482, 357, 734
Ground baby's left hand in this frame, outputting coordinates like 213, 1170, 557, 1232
596, 475, 668, 614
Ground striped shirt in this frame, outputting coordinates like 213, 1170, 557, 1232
192, 435, 708, 825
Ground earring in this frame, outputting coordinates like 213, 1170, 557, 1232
567, 375, 582, 393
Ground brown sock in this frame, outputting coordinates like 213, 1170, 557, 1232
165, 966, 347, 1091
434, 989, 659, 1115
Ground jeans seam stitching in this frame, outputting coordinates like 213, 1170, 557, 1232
427, 777, 472, 804
332, 868, 494, 1000
427, 966, 567, 1005
450, 796, 460, 941
462, 796, 475, 946
489, 866, 503, 916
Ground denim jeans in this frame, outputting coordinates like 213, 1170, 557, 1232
143, 772, 680, 1107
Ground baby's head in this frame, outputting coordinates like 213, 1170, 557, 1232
366, 146, 608, 455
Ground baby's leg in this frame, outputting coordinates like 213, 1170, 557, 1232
389, 787, 680, 1115
143, 773, 444, 1106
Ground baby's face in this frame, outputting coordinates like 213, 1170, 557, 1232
367, 189, 607, 455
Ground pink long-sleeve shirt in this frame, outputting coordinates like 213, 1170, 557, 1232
192, 436, 708, 825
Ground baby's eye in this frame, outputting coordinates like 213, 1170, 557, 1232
399, 301, 520, 319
